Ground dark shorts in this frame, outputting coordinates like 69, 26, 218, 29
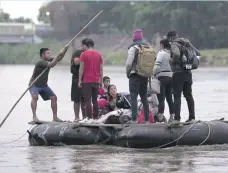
71, 77, 82, 103
29, 85, 56, 101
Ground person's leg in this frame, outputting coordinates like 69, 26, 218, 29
165, 77, 175, 121
41, 86, 60, 121
139, 77, 149, 122
129, 75, 140, 122
82, 83, 92, 119
156, 77, 166, 121
29, 86, 40, 122
73, 102, 81, 121
183, 73, 195, 121
81, 96, 86, 119
71, 77, 82, 121
172, 73, 184, 122
91, 83, 99, 119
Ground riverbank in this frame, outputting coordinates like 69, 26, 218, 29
200, 48, 228, 66
0, 39, 228, 66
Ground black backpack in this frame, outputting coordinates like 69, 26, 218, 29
172, 39, 199, 70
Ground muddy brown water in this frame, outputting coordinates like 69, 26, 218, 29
1, 65, 228, 173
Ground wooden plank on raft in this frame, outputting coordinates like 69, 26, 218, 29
28, 120, 53, 125
77, 123, 125, 128
73, 123, 159, 128
28, 120, 73, 125
28, 120, 200, 127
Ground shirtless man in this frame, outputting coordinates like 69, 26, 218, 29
29, 46, 69, 122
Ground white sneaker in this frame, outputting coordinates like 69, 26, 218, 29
92, 119, 100, 124
168, 114, 175, 123
86, 118, 94, 124
79, 117, 89, 123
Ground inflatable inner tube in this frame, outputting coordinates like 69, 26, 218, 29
28, 119, 228, 148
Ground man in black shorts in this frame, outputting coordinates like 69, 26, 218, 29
71, 49, 85, 121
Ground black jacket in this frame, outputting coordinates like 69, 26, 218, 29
108, 92, 131, 111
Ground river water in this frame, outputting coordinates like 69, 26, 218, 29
1, 65, 228, 173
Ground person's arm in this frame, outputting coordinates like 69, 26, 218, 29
170, 43, 181, 63
78, 53, 85, 87
189, 42, 201, 56
100, 55, 104, 87
48, 45, 69, 68
72, 51, 81, 65
126, 46, 136, 77
153, 51, 163, 76
58, 45, 69, 62
108, 99, 116, 111
78, 63, 84, 83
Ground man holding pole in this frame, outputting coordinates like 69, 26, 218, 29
0, 9, 103, 128
29, 46, 69, 122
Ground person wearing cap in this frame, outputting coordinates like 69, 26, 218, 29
166, 30, 200, 123
125, 29, 150, 124
78, 38, 103, 122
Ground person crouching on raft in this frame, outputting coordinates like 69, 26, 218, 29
29, 46, 69, 122
97, 76, 111, 99
97, 85, 131, 120
102, 76, 110, 93
103, 84, 131, 124
107, 84, 131, 111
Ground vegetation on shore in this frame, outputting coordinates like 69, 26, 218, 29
38, 1, 228, 50
200, 49, 228, 66
0, 40, 228, 66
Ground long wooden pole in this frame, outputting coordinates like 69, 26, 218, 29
66, 10, 103, 47
0, 10, 103, 128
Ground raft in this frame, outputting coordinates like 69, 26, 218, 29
27, 119, 228, 148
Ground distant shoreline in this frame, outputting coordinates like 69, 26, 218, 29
0, 62, 228, 67
0, 38, 228, 66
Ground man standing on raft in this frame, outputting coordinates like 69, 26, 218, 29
70, 48, 85, 121
166, 30, 200, 123
29, 46, 69, 122
126, 29, 156, 123
78, 38, 103, 122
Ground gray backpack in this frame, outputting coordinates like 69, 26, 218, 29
172, 39, 199, 70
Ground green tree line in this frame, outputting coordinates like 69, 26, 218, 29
0, 1, 228, 66
0, 39, 128, 65
1, 39, 228, 66
39, 1, 228, 49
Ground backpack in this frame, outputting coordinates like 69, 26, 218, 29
172, 39, 199, 70
133, 44, 156, 77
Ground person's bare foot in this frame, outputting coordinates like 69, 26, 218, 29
33, 116, 39, 122
53, 117, 64, 122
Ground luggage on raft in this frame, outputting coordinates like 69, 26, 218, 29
27, 119, 228, 148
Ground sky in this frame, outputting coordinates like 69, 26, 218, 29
1, 1, 46, 23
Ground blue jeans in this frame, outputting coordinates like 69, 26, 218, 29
29, 85, 56, 101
